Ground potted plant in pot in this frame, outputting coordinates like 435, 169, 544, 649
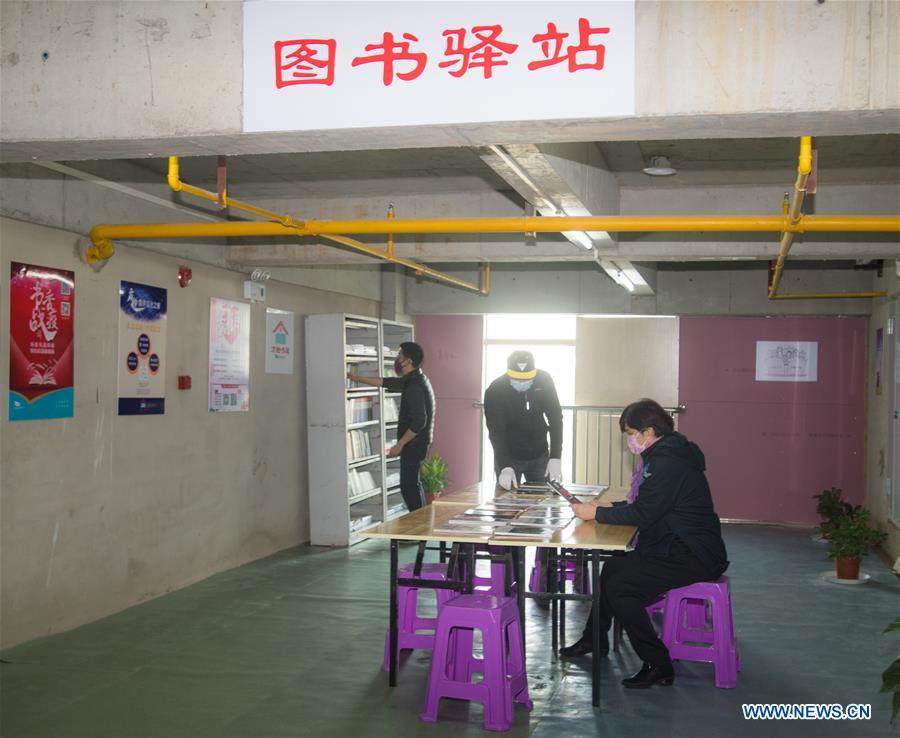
812, 486, 853, 539
825, 507, 887, 580
420, 454, 450, 506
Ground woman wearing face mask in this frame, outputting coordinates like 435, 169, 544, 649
560, 398, 729, 690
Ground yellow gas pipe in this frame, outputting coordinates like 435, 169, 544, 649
86, 155, 899, 297
768, 136, 812, 297
170, 158, 488, 294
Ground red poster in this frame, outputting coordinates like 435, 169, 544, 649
9, 262, 75, 421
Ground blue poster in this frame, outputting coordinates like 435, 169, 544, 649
117, 281, 167, 415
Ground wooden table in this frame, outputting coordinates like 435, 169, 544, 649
361, 482, 636, 707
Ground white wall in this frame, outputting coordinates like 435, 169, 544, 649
865, 267, 900, 563
0, 217, 378, 648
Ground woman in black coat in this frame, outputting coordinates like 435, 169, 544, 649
563, 398, 729, 689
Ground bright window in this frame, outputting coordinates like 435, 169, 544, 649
482, 315, 576, 485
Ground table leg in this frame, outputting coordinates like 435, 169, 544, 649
389, 538, 398, 687
515, 547, 526, 625
549, 547, 559, 657
591, 549, 601, 707
559, 549, 567, 648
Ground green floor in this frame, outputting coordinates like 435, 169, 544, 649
1, 525, 898, 738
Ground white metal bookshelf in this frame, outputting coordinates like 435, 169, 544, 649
305, 313, 413, 546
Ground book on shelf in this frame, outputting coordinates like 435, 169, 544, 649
383, 396, 399, 423
345, 343, 377, 355
347, 396, 375, 424
348, 468, 379, 498
349, 514, 373, 532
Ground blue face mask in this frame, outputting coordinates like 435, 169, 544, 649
510, 379, 533, 393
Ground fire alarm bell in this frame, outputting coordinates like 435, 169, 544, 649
178, 266, 192, 288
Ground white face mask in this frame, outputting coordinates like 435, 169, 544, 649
510, 378, 533, 393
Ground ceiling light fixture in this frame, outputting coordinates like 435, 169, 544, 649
642, 155, 677, 177
613, 269, 635, 292
563, 230, 595, 251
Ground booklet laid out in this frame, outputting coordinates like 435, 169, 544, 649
443, 516, 511, 527
514, 482, 553, 493
491, 524, 557, 541
463, 508, 521, 520
515, 513, 574, 525
433, 523, 498, 536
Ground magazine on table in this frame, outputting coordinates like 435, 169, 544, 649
462, 508, 522, 520
515, 512, 574, 524
491, 523, 557, 541
513, 482, 553, 493
443, 516, 514, 527
433, 523, 498, 536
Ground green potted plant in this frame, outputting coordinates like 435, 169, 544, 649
825, 507, 887, 580
812, 486, 853, 539
419, 454, 450, 505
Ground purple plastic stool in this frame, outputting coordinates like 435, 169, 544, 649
420, 594, 533, 732
528, 555, 590, 594
660, 576, 740, 688
381, 562, 456, 671
469, 545, 517, 597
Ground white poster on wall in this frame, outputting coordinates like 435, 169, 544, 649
209, 298, 251, 411
755, 341, 818, 382
243, 1, 635, 132
265, 309, 294, 374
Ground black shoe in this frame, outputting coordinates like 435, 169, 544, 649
559, 635, 609, 658
622, 661, 675, 688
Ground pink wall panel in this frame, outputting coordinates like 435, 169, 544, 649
678, 316, 866, 524
415, 315, 484, 489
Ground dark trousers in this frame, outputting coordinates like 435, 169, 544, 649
584, 540, 721, 666
399, 446, 426, 512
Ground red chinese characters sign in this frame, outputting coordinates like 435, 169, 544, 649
245, 2, 635, 132
9, 262, 75, 421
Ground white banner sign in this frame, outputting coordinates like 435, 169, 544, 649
209, 298, 251, 411
243, 1, 635, 132
755, 341, 819, 383
266, 309, 295, 374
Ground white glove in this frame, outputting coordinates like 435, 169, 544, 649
546, 458, 563, 484
498, 467, 517, 490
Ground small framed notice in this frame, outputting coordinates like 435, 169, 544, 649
755, 341, 818, 382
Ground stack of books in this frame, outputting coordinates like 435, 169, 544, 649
347, 429, 374, 460
348, 468, 379, 499
383, 396, 399, 422
347, 396, 375, 424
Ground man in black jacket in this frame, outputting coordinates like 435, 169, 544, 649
348, 342, 434, 511
483, 350, 563, 490
562, 398, 728, 690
